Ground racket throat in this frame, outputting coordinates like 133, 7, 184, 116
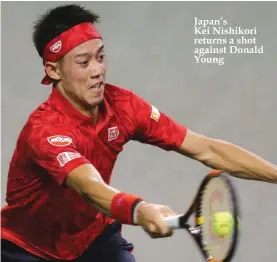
186, 224, 201, 235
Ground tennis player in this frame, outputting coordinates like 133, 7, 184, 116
1, 4, 277, 262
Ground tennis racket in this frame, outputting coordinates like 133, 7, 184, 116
164, 170, 240, 262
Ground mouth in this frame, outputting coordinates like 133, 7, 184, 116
89, 82, 104, 90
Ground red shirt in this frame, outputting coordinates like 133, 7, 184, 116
1, 83, 187, 260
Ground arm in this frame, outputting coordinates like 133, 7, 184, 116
66, 163, 120, 216
66, 163, 177, 237
127, 92, 277, 183
27, 123, 175, 236
27, 124, 142, 224
178, 129, 277, 183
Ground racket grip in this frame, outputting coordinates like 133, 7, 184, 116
164, 215, 183, 229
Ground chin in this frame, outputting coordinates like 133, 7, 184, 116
88, 96, 104, 107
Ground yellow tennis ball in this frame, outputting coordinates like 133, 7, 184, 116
212, 212, 234, 237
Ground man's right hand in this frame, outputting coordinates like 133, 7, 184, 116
135, 201, 176, 238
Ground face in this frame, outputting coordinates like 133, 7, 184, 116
49, 38, 107, 109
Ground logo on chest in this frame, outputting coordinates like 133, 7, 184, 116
47, 135, 72, 147
108, 126, 119, 142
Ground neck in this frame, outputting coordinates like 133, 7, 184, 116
56, 82, 99, 122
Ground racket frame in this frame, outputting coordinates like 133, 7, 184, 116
166, 171, 240, 262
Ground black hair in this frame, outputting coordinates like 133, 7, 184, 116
32, 4, 100, 58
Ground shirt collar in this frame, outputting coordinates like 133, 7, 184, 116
49, 85, 114, 127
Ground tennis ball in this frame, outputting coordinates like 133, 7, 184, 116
212, 212, 234, 237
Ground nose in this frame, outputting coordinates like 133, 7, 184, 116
90, 60, 105, 80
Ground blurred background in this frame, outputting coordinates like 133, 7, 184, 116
1, 2, 277, 261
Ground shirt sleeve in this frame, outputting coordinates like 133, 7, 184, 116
130, 92, 188, 151
27, 123, 91, 185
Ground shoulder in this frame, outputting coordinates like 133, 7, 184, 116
104, 83, 148, 110
27, 92, 77, 127
104, 83, 133, 102
28, 100, 64, 126
20, 101, 75, 143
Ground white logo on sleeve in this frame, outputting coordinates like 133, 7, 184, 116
108, 126, 119, 141
47, 135, 72, 147
50, 40, 62, 53
57, 152, 81, 167
150, 105, 160, 122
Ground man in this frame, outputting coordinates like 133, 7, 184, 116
1, 4, 276, 262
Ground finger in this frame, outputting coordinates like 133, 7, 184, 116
154, 213, 172, 235
150, 230, 174, 239
146, 222, 158, 235
144, 215, 173, 237
164, 230, 174, 237
161, 206, 177, 217
143, 224, 163, 239
163, 211, 177, 217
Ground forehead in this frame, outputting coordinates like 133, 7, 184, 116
67, 38, 104, 57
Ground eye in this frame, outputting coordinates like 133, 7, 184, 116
78, 60, 89, 68
98, 53, 106, 63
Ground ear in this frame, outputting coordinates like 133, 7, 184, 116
44, 61, 61, 81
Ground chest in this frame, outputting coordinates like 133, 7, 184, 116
74, 118, 129, 182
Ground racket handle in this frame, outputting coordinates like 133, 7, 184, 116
164, 214, 183, 229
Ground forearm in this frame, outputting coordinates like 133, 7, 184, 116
82, 182, 119, 217
204, 139, 277, 183
66, 163, 143, 224
66, 164, 120, 216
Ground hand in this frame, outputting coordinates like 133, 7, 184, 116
134, 201, 176, 239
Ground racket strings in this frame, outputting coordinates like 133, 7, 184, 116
198, 176, 237, 261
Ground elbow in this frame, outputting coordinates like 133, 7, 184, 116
197, 151, 215, 168
179, 130, 232, 169
195, 138, 225, 168
194, 137, 216, 162
199, 138, 240, 171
